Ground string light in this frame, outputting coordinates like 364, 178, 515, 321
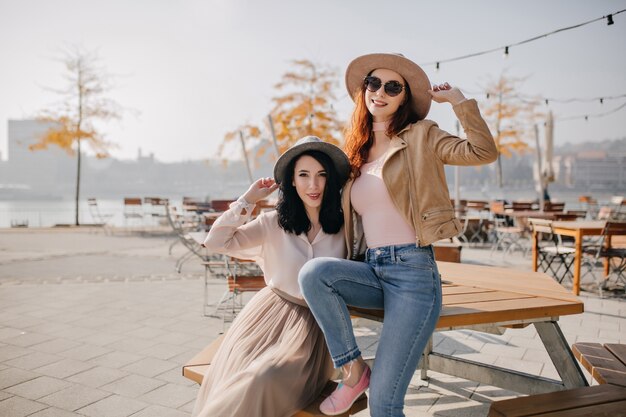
463, 88, 626, 105
419, 8, 625, 67
518, 94, 626, 106
461, 87, 626, 122
556, 101, 626, 122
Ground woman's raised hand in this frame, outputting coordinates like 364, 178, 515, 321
242, 177, 279, 204
428, 82, 466, 105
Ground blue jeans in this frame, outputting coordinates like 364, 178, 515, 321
299, 244, 442, 417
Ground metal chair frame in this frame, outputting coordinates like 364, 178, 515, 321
581, 221, 626, 296
530, 218, 576, 284
87, 198, 114, 234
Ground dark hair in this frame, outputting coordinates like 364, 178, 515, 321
344, 73, 419, 178
276, 150, 344, 235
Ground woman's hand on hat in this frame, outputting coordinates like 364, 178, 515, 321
243, 177, 279, 204
428, 83, 466, 105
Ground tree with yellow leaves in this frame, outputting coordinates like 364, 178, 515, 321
481, 74, 541, 187
219, 59, 343, 173
30, 46, 123, 225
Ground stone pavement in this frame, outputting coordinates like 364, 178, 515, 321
0, 228, 624, 417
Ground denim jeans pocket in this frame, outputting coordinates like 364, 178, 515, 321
396, 249, 435, 271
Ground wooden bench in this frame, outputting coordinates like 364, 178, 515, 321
182, 335, 367, 417
433, 241, 462, 263
487, 384, 626, 416
227, 274, 266, 293
488, 343, 626, 416
572, 342, 626, 387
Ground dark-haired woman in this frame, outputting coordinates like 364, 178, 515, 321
192, 136, 350, 417
299, 54, 497, 416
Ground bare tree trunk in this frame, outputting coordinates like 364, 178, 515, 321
75, 65, 83, 226
75, 139, 81, 226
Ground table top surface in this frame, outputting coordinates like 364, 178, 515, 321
551, 220, 606, 231
351, 261, 584, 329
504, 210, 559, 218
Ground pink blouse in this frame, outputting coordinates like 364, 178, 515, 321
351, 155, 416, 248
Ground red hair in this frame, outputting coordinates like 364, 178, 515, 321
344, 81, 420, 178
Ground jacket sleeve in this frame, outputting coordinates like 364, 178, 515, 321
428, 99, 498, 166
202, 199, 264, 260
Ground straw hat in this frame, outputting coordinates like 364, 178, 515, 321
345, 53, 432, 120
273, 136, 350, 185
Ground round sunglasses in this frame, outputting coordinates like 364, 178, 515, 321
363, 76, 405, 97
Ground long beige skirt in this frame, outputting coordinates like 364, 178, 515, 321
191, 287, 333, 417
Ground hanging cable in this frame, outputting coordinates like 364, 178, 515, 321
461, 86, 626, 106
556, 101, 626, 121
517, 93, 626, 104
420, 9, 625, 67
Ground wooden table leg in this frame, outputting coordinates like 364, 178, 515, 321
604, 235, 612, 277
573, 231, 582, 296
532, 230, 538, 272
534, 321, 588, 389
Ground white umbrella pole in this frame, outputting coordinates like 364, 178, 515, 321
267, 114, 280, 159
239, 130, 254, 184
534, 124, 544, 210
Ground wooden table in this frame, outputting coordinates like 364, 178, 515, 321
350, 261, 587, 395
504, 210, 558, 219
531, 220, 606, 295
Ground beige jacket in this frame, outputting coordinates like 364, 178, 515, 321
342, 98, 497, 259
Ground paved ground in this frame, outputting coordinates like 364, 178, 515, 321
0, 228, 624, 417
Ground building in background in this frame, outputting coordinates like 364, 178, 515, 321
0, 119, 267, 201
563, 151, 626, 191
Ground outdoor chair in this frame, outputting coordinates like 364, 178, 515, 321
554, 213, 579, 221
543, 201, 565, 212
182, 197, 213, 215
206, 256, 264, 325
87, 198, 114, 233
143, 197, 169, 226
451, 198, 468, 215
458, 201, 489, 245
123, 197, 144, 227
610, 196, 625, 220
209, 199, 236, 213
165, 203, 217, 276
579, 195, 599, 219
529, 218, 575, 284
509, 201, 534, 211
565, 210, 587, 219
489, 217, 529, 258
581, 221, 626, 296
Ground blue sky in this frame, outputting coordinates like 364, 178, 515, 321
1, 0, 625, 162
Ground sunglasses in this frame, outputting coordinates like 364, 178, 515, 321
363, 76, 405, 97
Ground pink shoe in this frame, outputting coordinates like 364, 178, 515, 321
319, 366, 371, 416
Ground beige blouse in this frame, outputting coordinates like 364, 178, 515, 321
203, 199, 346, 301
